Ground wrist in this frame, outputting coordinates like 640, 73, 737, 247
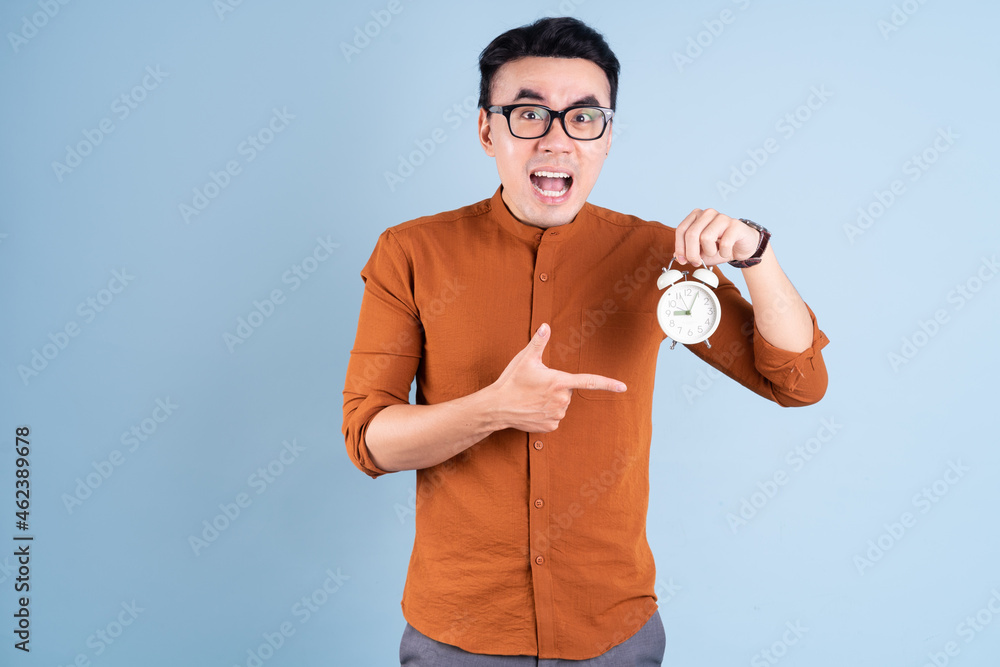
467, 383, 508, 434
729, 219, 770, 268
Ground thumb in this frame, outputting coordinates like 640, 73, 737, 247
524, 323, 551, 361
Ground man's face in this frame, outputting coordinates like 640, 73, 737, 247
478, 56, 613, 228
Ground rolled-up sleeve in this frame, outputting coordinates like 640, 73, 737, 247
342, 230, 424, 479
750, 303, 829, 406
685, 268, 829, 407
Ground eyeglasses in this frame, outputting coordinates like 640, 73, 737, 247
487, 104, 614, 141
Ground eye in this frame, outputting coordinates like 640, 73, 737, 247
571, 110, 598, 123
516, 107, 547, 121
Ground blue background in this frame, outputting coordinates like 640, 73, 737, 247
2, 1, 998, 665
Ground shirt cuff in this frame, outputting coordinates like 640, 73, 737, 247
343, 394, 404, 479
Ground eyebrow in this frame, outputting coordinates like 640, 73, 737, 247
513, 88, 602, 107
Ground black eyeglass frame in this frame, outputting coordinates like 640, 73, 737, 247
487, 104, 615, 141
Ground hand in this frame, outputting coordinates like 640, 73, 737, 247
487, 323, 627, 433
673, 208, 760, 267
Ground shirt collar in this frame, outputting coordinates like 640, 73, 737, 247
489, 186, 589, 243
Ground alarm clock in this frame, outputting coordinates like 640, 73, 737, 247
656, 258, 721, 349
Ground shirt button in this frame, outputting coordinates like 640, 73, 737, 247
533, 440, 543, 450
534, 498, 544, 509
535, 555, 545, 565
539, 273, 548, 282
535, 233, 542, 241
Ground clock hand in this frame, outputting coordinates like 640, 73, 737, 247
682, 291, 696, 313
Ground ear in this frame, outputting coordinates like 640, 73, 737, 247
478, 108, 495, 157
604, 118, 613, 157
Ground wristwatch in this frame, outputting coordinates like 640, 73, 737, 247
728, 219, 770, 268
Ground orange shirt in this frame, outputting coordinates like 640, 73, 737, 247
342, 186, 829, 659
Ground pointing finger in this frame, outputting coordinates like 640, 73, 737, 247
563, 372, 627, 393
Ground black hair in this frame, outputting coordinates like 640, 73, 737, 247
478, 17, 621, 110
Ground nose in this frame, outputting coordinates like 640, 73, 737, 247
537, 114, 574, 153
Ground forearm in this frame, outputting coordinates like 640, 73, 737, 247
361, 322, 622, 473
741, 244, 813, 353
364, 387, 503, 473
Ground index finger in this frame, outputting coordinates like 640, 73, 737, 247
561, 371, 627, 393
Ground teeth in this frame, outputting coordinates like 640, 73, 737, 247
531, 170, 571, 197
532, 182, 569, 197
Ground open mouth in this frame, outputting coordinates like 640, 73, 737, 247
530, 170, 573, 198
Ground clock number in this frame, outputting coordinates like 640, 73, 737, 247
684, 288, 692, 296
669, 319, 675, 328
698, 325, 704, 334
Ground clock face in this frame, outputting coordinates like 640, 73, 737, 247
656, 281, 721, 344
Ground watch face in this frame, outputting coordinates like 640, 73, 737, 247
656, 281, 721, 344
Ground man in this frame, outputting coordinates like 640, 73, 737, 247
343, 17, 829, 665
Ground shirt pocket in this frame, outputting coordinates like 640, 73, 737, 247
576, 310, 663, 401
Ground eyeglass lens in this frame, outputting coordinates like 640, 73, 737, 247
509, 106, 607, 140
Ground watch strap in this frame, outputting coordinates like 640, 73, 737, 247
728, 219, 770, 268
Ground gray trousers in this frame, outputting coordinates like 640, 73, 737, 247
399, 610, 665, 666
